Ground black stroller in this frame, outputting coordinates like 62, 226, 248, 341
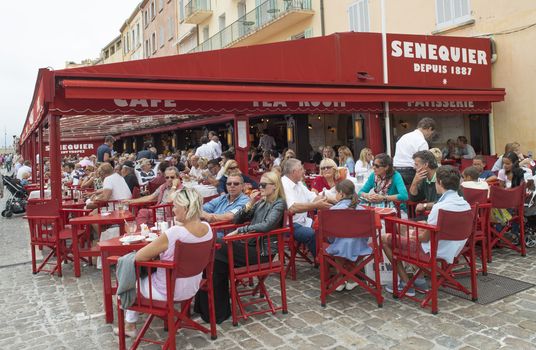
2, 176, 27, 218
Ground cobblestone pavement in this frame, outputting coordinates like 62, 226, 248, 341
1, 192, 536, 349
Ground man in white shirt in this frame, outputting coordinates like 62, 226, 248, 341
454, 136, 476, 160
195, 136, 217, 160
393, 117, 436, 186
16, 160, 32, 180
281, 158, 332, 256
188, 155, 203, 179
87, 163, 132, 209
208, 131, 222, 158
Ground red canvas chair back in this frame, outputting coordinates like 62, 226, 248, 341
172, 237, 215, 280
318, 208, 376, 239
489, 183, 525, 209
462, 187, 488, 206
484, 155, 498, 170
150, 203, 174, 223
132, 186, 141, 199
436, 208, 476, 241
303, 162, 318, 175
460, 159, 472, 172
317, 209, 383, 308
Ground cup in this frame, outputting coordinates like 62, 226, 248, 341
338, 167, 348, 180
357, 174, 365, 184
125, 221, 137, 236
160, 221, 169, 232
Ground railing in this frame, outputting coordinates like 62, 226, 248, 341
190, 0, 313, 53
185, 0, 211, 18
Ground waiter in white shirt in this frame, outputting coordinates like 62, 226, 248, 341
393, 117, 436, 186
258, 129, 276, 152
195, 136, 217, 160
208, 131, 222, 158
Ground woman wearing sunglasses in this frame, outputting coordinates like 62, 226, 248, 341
311, 158, 341, 195
206, 171, 286, 323
357, 153, 408, 209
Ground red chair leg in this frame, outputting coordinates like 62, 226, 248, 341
31, 244, 37, 274
520, 220, 526, 257
56, 243, 62, 277
319, 254, 327, 307
280, 264, 288, 314
430, 263, 438, 315
207, 285, 217, 340
117, 301, 126, 350
373, 253, 383, 307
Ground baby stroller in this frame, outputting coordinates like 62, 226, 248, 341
2, 176, 27, 218
524, 182, 536, 248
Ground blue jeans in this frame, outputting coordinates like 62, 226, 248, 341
293, 223, 316, 256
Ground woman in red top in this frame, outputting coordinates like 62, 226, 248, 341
311, 158, 341, 194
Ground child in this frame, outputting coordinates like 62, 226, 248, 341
324, 179, 368, 291
461, 166, 489, 191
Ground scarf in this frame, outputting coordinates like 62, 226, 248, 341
374, 174, 392, 196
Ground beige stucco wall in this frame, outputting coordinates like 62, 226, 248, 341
142, 0, 178, 58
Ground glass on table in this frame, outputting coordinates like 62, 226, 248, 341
125, 221, 138, 236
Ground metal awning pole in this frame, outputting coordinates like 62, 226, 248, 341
381, 0, 392, 155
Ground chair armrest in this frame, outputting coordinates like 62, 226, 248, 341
223, 227, 291, 242
148, 203, 173, 210
384, 216, 438, 233
135, 260, 174, 269
129, 201, 157, 208
107, 256, 120, 265
61, 208, 92, 214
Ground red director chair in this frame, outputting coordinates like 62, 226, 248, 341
222, 226, 289, 326
318, 209, 384, 308
385, 208, 477, 314
488, 183, 527, 258
26, 200, 87, 277
461, 187, 491, 274
284, 211, 317, 280
114, 236, 217, 350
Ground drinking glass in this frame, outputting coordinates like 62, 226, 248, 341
125, 221, 137, 236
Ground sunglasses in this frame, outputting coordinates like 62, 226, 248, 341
373, 163, 383, 168
165, 176, 176, 179
226, 182, 242, 186
227, 166, 238, 170
320, 166, 333, 171
258, 182, 273, 189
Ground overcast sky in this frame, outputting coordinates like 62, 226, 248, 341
0, 0, 141, 148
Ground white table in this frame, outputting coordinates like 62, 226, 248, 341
182, 181, 218, 198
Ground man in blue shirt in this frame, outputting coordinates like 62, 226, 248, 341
201, 173, 249, 229
97, 135, 115, 163
473, 155, 497, 182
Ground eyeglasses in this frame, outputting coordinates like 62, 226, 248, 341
227, 166, 238, 170
320, 166, 333, 171
165, 176, 176, 179
226, 182, 242, 186
373, 163, 383, 168
259, 182, 273, 189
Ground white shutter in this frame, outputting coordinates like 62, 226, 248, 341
436, 0, 471, 28
304, 27, 313, 38
348, 1, 369, 32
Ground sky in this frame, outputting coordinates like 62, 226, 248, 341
0, 0, 141, 149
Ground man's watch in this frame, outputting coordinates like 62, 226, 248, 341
423, 203, 428, 210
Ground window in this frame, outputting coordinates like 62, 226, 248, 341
132, 29, 136, 49
150, 1, 156, 19
179, 0, 184, 21
348, 0, 370, 33
145, 39, 150, 58
144, 10, 148, 27
219, 14, 226, 31
168, 16, 174, 40
136, 24, 140, 46
436, 0, 471, 28
159, 26, 165, 47
151, 32, 156, 53
159, 0, 164, 12
202, 26, 209, 41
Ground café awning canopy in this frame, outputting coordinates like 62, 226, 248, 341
20, 31, 505, 144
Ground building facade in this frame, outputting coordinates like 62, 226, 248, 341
121, 3, 144, 61
141, 0, 179, 58
100, 36, 123, 64
173, 0, 535, 155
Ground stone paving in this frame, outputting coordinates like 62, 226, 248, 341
1, 192, 536, 349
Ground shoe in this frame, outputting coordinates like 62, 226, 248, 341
113, 326, 137, 338
525, 234, 536, 248
335, 282, 346, 292
414, 278, 429, 293
385, 281, 415, 297
345, 281, 359, 291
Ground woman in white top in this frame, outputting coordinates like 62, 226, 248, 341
354, 148, 374, 181
121, 187, 213, 337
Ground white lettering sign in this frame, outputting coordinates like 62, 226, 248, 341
391, 40, 488, 65
114, 99, 177, 108
406, 101, 475, 108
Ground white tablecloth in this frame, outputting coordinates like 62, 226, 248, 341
28, 190, 51, 199
182, 181, 218, 198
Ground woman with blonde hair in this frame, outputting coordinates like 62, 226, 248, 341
311, 158, 340, 194
322, 146, 338, 165
205, 171, 286, 323
217, 160, 258, 194
119, 188, 213, 337
338, 146, 355, 176
354, 148, 374, 180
